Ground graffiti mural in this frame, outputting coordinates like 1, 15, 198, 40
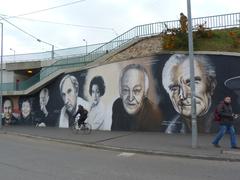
58, 74, 90, 128
111, 63, 162, 131
161, 54, 217, 133
18, 97, 35, 125
2, 54, 240, 133
87, 76, 106, 130
2, 97, 18, 126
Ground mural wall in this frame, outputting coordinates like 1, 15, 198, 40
3, 54, 240, 133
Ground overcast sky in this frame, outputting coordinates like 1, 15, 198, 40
0, 0, 239, 55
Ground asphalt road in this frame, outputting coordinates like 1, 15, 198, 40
0, 134, 240, 180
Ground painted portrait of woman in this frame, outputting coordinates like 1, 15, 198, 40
87, 76, 106, 130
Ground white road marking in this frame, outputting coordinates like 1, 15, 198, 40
117, 152, 135, 157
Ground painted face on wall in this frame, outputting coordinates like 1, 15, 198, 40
39, 89, 49, 110
91, 84, 100, 106
121, 68, 145, 115
168, 60, 212, 117
21, 101, 31, 118
3, 100, 13, 120
224, 96, 231, 104
61, 78, 77, 114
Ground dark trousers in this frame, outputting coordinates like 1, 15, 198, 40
78, 115, 87, 126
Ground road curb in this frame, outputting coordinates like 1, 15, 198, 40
1, 130, 240, 162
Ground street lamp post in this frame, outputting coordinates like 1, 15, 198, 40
37, 39, 54, 59
10, 48, 15, 61
187, 0, 198, 148
83, 39, 88, 55
0, 22, 3, 128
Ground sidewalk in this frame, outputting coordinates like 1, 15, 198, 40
1, 126, 240, 161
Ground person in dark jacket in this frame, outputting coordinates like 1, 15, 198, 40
212, 96, 239, 149
73, 105, 88, 127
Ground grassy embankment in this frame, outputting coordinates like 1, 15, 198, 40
162, 27, 240, 52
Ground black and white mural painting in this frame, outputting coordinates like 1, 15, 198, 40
2, 53, 240, 133
2, 97, 18, 126
111, 63, 162, 131
161, 54, 217, 133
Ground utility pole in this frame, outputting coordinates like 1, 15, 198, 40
0, 22, 3, 128
187, 0, 198, 148
10, 48, 15, 61
83, 39, 88, 55
37, 39, 54, 59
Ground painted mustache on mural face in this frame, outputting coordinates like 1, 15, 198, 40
65, 103, 74, 113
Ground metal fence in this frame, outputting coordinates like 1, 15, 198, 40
3, 42, 106, 62
192, 12, 240, 29
2, 12, 240, 92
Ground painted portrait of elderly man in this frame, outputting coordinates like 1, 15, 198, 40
58, 74, 89, 128
162, 54, 217, 133
2, 97, 18, 126
111, 64, 162, 131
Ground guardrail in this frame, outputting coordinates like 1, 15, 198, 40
2, 12, 240, 92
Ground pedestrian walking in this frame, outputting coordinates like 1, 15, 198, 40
212, 96, 239, 149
